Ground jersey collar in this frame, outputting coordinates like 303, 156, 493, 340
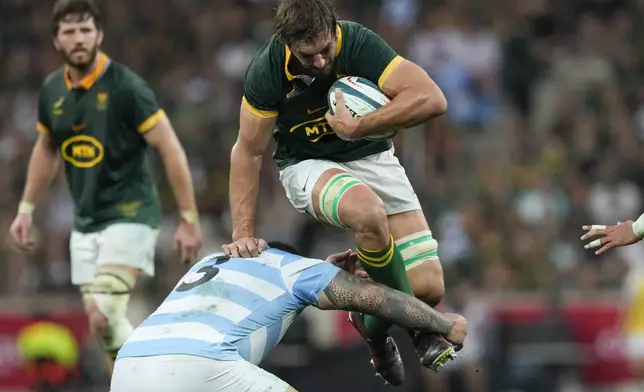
64, 52, 110, 91
284, 24, 343, 81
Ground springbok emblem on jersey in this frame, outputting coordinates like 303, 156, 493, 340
53, 97, 64, 116
96, 92, 108, 111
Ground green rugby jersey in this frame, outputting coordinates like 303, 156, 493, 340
37, 52, 162, 233
243, 21, 403, 169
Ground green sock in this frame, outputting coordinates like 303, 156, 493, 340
356, 235, 413, 337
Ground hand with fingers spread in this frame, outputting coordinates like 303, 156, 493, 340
325, 88, 361, 141
581, 221, 643, 255
222, 236, 268, 258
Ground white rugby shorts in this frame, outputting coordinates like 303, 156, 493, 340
110, 355, 291, 392
70, 222, 159, 285
278, 147, 421, 220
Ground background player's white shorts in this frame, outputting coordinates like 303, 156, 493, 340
111, 355, 291, 392
70, 223, 159, 285
279, 147, 421, 219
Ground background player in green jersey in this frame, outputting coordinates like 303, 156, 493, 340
8, 0, 202, 374
224, 0, 450, 385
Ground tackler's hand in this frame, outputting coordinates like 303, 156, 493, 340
444, 313, 467, 346
326, 249, 369, 278
581, 221, 642, 255
326, 249, 354, 269
325, 89, 360, 141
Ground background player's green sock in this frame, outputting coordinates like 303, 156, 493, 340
356, 235, 414, 337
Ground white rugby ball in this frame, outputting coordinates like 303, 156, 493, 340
327, 76, 396, 141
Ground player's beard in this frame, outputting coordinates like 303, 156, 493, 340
310, 61, 334, 77
62, 42, 99, 74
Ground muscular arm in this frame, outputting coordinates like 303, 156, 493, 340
356, 60, 447, 137
317, 270, 454, 335
228, 104, 276, 239
21, 132, 59, 205
144, 116, 198, 215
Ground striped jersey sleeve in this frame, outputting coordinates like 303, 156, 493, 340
278, 251, 341, 306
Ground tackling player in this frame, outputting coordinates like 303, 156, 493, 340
111, 244, 467, 392
224, 0, 448, 384
8, 0, 202, 374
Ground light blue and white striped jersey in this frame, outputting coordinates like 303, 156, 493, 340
117, 248, 340, 364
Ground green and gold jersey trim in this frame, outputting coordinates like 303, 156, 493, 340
138, 109, 167, 134
378, 55, 403, 89
284, 24, 343, 81
64, 52, 110, 91
37, 121, 49, 134
242, 96, 279, 119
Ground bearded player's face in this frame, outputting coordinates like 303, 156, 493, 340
54, 15, 103, 71
291, 29, 337, 77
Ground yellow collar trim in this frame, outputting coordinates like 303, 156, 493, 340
284, 24, 342, 81
335, 24, 343, 57
64, 52, 109, 90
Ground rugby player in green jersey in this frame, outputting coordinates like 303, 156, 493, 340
8, 0, 202, 374
224, 0, 452, 385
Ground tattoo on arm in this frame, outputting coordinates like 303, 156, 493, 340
318, 270, 454, 335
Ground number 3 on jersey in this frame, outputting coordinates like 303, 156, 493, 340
175, 255, 230, 292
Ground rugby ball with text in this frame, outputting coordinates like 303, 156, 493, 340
327, 76, 397, 141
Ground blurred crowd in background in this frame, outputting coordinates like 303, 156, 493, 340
2, 0, 644, 391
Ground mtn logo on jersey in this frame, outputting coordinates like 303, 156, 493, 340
117, 249, 340, 365
289, 117, 335, 143
61, 135, 105, 168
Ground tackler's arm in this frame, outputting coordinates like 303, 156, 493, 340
316, 270, 454, 335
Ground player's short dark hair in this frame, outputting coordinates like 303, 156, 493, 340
52, 0, 102, 36
267, 241, 302, 256
274, 0, 337, 46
